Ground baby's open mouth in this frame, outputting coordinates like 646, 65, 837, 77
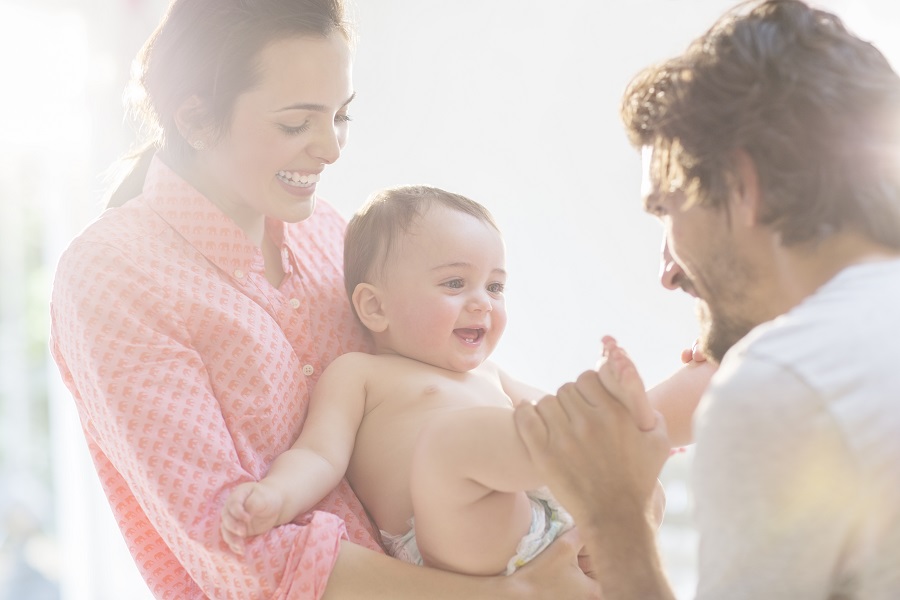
454, 328, 484, 344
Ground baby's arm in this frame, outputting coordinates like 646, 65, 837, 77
647, 360, 715, 447
220, 353, 370, 554
495, 364, 548, 406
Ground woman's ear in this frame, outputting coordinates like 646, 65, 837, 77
174, 94, 212, 149
352, 283, 388, 333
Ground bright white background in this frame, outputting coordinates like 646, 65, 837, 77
0, 1, 896, 598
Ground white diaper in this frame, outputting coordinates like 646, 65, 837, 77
380, 488, 573, 575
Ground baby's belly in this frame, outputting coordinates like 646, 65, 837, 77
346, 415, 428, 535
347, 384, 514, 535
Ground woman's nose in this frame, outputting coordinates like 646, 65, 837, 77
310, 124, 343, 165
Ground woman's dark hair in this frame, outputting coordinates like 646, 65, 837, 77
621, 0, 900, 247
106, 0, 352, 208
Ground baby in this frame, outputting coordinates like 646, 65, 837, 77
221, 185, 712, 575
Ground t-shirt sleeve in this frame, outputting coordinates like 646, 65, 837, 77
692, 354, 861, 600
50, 238, 348, 600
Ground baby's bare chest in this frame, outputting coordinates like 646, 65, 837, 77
346, 366, 513, 531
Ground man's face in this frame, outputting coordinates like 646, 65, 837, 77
641, 146, 760, 364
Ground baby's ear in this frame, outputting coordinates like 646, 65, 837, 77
352, 283, 387, 333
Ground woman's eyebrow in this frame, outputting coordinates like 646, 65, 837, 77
275, 91, 356, 113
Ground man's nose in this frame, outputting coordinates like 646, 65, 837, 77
659, 239, 683, 291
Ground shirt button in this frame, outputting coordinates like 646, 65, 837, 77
302, 364, 315, 376
289, 298, 301, 309
233, 269, 245, 279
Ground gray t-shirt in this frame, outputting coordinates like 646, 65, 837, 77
692, 258, 900, 599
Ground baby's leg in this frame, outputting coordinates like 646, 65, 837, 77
598, 335, 656, 431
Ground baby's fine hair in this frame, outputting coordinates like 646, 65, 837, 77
343, 185, 500, 315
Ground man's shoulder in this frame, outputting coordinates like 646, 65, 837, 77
731, 257, 900, 367
704, 257, 900, 434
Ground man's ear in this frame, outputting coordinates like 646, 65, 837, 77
352, 283, 388, 333
731, 149, 762, 227
174, 94, 212, 148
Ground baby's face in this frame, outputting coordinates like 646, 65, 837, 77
375, 205, 507, 372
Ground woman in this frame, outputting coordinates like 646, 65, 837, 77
49, 0, 597, 598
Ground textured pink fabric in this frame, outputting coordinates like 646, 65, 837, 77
50, 156, 382, 599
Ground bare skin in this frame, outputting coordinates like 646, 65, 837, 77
222, 353, 547, 575
221, 204, 714, 580
323, 531, 601, 600
515, 368, 675, 600
597, 335, 656, 431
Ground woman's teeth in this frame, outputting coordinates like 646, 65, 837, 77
277, 171, 320, 187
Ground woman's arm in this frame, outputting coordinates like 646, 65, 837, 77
51, 235, 602, 600
324, 534, 601, 600
50, 239, 356, 599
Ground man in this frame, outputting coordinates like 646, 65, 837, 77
515, 1, 900, 598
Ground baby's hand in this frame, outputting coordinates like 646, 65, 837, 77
220, 482, 284, 555
680, 338, 707, 364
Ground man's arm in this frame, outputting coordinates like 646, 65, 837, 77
515, 370, 676, 600
691, 356, 858, 599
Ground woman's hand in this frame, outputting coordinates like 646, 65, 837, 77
510, 529, 602, 599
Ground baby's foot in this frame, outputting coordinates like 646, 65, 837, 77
598, 336, 656, 431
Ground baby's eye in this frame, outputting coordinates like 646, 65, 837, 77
487, 282, 505, 294
442, 279, 464, 289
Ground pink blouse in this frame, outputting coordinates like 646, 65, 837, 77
50, 156, 382, 599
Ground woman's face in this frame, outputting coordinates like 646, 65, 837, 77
193, 33, 354, 241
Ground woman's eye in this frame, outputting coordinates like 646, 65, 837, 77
279, 121, 311, 135
335, 113, 352, 124
487, 282, 505, 294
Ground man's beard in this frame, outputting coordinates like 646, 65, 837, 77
696, 300, 756, 365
